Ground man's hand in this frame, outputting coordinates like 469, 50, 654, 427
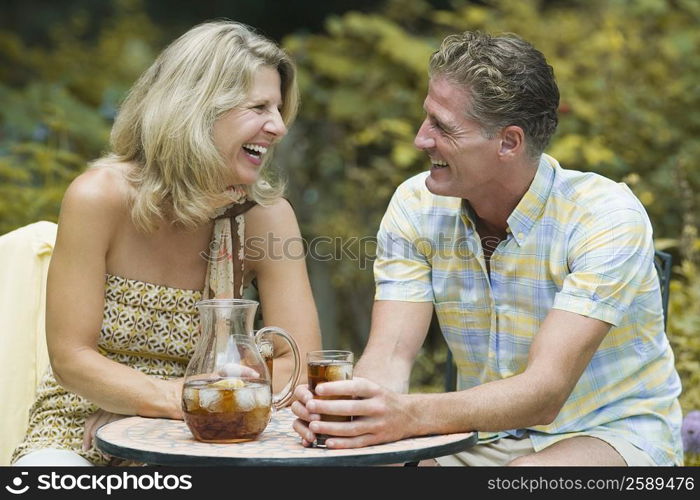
290, 384, 318, 447
291, 377, 419, 449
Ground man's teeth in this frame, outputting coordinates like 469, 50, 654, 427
432, 159, 448, 168
242, 143, 268, 157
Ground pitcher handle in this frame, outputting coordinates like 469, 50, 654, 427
255, 326, 300, 410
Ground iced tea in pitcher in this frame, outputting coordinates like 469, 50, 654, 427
183, 300, 300, 443
182, 377, 272, 443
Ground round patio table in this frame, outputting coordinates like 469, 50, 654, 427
96, 408, 477, 466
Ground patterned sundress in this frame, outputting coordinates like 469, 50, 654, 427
12, 193, 256, 465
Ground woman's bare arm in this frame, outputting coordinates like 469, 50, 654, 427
245, 199, 322, 391
46, 168, 182, 419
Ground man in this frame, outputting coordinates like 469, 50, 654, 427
292, 31, 683, 466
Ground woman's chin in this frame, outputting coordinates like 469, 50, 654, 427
226, 170, 259, 187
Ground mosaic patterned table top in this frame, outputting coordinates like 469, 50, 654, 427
96, 408, 477, 466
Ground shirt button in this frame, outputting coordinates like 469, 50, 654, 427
518, 232, 525, 240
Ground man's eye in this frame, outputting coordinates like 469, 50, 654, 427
431, 121, 445, 132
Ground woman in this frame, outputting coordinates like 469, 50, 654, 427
12, 20, 321, 466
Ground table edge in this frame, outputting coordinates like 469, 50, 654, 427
95, 432, 477, 466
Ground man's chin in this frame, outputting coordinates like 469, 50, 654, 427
425, 174, 452, 196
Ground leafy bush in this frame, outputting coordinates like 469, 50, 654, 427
0, 0, 159, 234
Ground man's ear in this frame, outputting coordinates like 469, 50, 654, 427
498, 125, 525, 157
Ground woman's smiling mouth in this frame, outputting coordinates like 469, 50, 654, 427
241, 143, 269, 164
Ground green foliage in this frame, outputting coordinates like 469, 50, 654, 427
0, 0, 159, 234
280, 6, 438, 351
668, 257, 700, 413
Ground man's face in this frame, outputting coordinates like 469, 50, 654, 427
414, 76, 502, 199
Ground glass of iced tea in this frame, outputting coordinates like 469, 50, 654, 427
306, 350, 354, 447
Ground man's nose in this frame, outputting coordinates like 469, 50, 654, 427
414, 120, 435, 150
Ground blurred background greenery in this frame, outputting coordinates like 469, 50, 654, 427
1, 0, 698, 462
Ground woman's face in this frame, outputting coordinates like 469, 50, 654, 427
213, 66, 287, 186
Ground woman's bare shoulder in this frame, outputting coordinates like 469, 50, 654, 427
58, 162, 135, 238
245, 198, 299, 238
62, 163, 132, 214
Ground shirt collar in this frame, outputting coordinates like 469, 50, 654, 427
506, 154, 557, 246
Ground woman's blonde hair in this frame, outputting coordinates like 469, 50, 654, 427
95, 20, 299, 232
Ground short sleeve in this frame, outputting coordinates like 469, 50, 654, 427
373, 185, 434, 302
552, 207, 655, 326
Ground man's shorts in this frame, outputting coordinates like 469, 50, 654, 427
435, 433, 656, 466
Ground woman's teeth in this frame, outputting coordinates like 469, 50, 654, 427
242, 143, 268, 158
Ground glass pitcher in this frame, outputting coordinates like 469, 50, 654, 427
182, 299, 300, 443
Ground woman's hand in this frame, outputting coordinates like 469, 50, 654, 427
82, 409, 128, 452
83, 377, 186, 452
158, 377, 185, 420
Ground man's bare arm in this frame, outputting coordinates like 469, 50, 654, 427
354, 300, 434, 393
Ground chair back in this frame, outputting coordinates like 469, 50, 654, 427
0, 221, 57, 465
653, 250, 672, 330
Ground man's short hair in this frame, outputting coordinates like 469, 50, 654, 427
429, 31, 559, 160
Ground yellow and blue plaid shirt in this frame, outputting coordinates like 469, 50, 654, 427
374, 154, 683, 465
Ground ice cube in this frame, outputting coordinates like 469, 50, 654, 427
198, 388, 224, 412
234, 386, 256, 411
327, 362, 353, 381
183, 387, 199, 412
254, 384, 272, 408
211, 378, 245, 390
258, 341, 273, 359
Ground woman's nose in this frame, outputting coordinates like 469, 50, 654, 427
264, 109, 287, 137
